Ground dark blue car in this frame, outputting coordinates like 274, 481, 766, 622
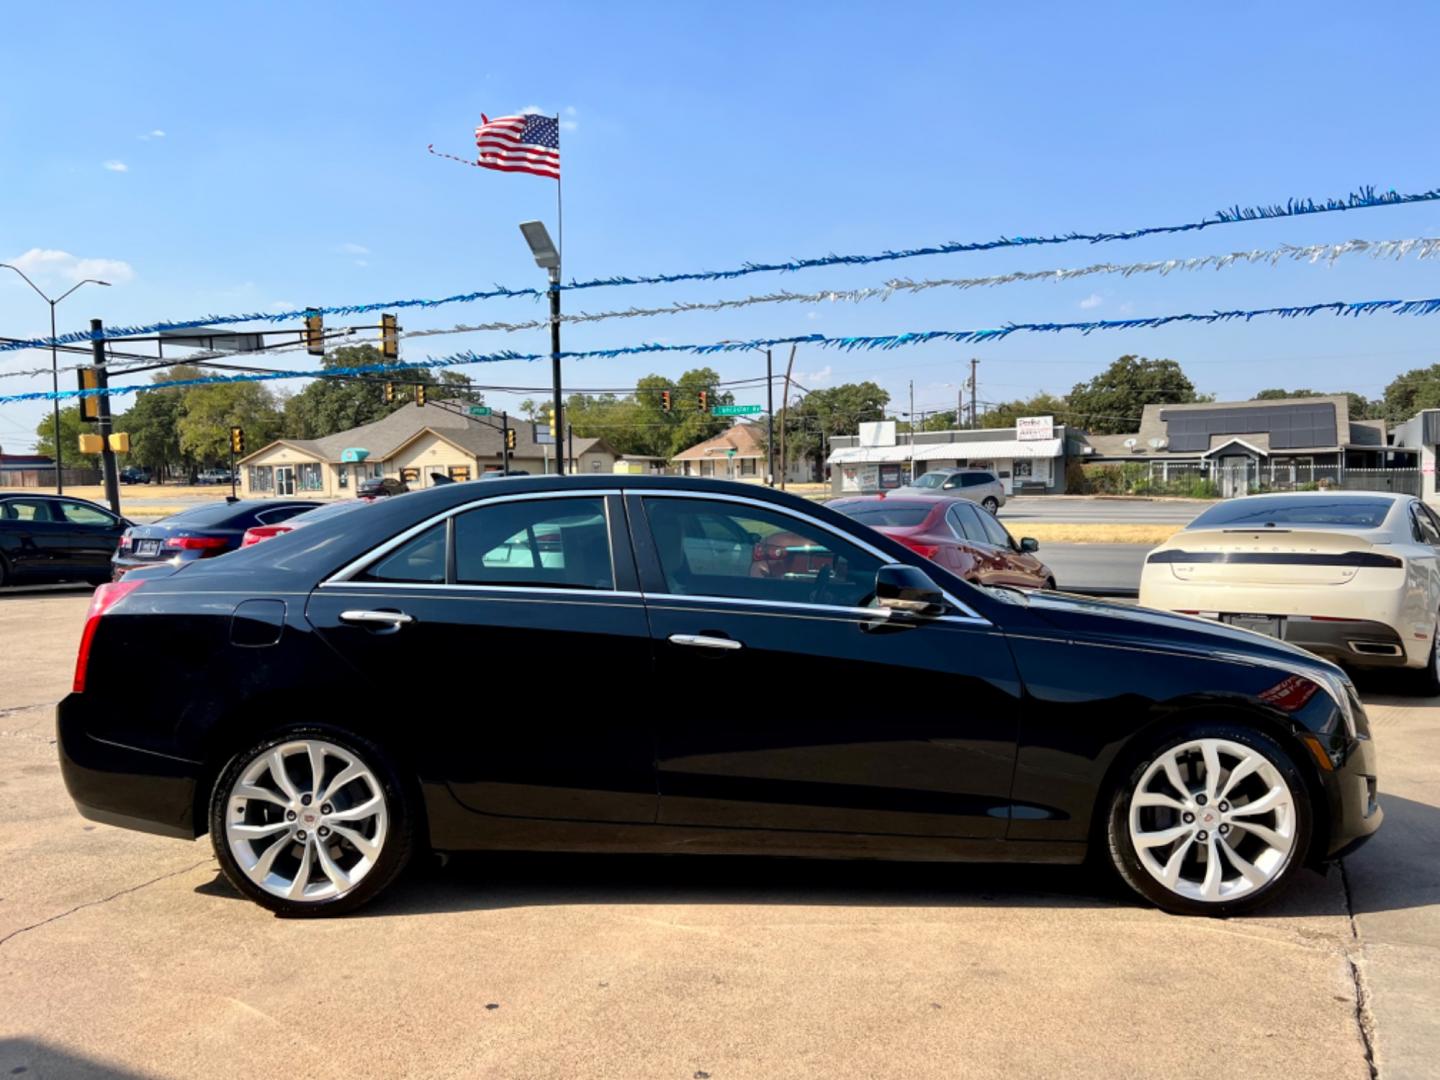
112, 498, 320, 579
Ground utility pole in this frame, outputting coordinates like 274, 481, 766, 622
765, 348, 774, 486
501, 410, 510, 473
550, 269, 564, 474
908, 380, 916, 482
567, 423, 574, 473
968, 358, 979, 428
957, 387, 964, 432
779, 344, 797, 490
90, 319, 121, 515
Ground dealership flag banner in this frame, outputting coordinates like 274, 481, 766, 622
475, 113, 561, 179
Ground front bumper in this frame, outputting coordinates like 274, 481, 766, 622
57, 693, 201, 839
1320, 730, 1382, 860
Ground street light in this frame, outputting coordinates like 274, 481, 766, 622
518, 221, 564, 474
0, 265, 111, 494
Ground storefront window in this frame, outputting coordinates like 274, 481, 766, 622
338, 465, 348, 488
448, 465, 471, 482
298, 462, 324, 491
248, 466, 274, 492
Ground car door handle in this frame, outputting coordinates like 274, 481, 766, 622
339, 609, 414, 627
668, 633, 742, 651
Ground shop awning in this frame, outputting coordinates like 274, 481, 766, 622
828, 438, 1062, 465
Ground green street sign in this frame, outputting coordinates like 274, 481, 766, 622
468, 406, 493, 417
711, 404, 762, 417
726, 448, 737, 457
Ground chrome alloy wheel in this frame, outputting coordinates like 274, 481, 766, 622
224, 739, 389, 902
1127, 737, 1297, 904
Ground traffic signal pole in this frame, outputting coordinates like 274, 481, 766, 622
90, 319, 121, 515
501, 410, 510, 473
549, 267, 564, 475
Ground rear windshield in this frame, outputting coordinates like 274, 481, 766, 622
833, 502, 932, 527
159, 502, 252, 527
1189, 496, 1395, 530
288, 501, 365, 526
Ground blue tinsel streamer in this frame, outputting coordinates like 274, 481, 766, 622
2, 184, 1436, 355
5, 293, 1440, 406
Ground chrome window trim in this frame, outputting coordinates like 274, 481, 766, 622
320, 581, 644, 601
637, 489, 987, 623
322, 488, 622, 587
644, 593, 986, 627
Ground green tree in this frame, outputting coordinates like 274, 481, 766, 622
1067, 356, 1197, 434
179, 381, 282, 465
776, 381, 891, 478
112, 364, 204, 479
281, 346, 482, 439
35, 405, 100, 470
1378, 365, 1440, 422
977, 392, 1070, 430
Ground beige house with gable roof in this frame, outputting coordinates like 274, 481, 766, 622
236, 402, 619, 497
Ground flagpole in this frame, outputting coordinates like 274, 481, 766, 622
555, 114, 563, 267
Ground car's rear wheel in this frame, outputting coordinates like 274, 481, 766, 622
0, 556, 8, 588
209, 727, 414, 917
1413, 615, 1440, 696
982, 497, 1000, 514
1105, 724, 1312, 916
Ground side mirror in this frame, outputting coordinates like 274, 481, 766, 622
1019, 537, 1040, 553
942, 479, 958, 489
875, 564, 947, 618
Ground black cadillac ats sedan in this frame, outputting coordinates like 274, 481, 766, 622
58, 477, 1381, 918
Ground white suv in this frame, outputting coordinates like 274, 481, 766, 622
897, 468, 1006, 513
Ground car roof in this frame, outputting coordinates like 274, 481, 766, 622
1220, 490, 1408, 502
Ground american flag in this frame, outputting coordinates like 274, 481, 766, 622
475, 113, 560, 180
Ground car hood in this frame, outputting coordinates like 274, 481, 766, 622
1018, 589, 1342, 674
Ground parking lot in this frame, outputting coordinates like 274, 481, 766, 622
0, 589, 1433, 1078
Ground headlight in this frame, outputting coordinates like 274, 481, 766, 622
1294, 664, 1358, 739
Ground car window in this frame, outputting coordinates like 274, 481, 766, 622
975, 508, 1013, 548
832, 501, 933, 528
909, 473, 947, 489
354, 522, 447, 584
1411, 505, 1440, 545
960, 473, 995, 488
947, 503, 985, 543
57, 500, 116, 526
0, 499, 56, 523
1424, 505, 1440, 542
454, 497, 612, 590
1189, 496, 1394, 529
255, 505, 317, 525
643, 497, 883, 608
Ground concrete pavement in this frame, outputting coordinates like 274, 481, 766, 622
1, 592, 1434, 1078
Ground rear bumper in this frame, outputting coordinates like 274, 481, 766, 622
56, 693, 201, 839
1282, 617, 1411, 669
1321, 731, 1383, 860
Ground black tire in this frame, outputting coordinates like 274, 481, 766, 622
982, 497, 1000, 515
1044, 577, 1057, 591
1413, 617, 1440, 696
1103, 722, 1313, 917
209, 725, 416, 917
0, 556, 8, 588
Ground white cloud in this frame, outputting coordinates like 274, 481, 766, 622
519, 104, 545, 115
805, 310, 820, 321
799, 365, 834, 386
1078, 292, 1103, 310
102, 160, 128, 173
139, 129, 166, 140
338, 242, 369, 255
560, 105, 579, 132
5, 248, 136, 285
354, 259, 369, 268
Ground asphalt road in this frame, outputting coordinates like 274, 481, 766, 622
2, 592, 1435, 1079
1043, 543, 1150, 594
1003, 496, 1209, 525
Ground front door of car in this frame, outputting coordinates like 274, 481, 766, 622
306, 492, 657, 824
55, 499, 125, 576
0, 498, 71, 579
630, 493, 1020, 839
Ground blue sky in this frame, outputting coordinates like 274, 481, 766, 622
4, 0, 1440, 451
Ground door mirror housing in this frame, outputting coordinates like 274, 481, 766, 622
1019, 537, 1040, 553
874, 564, 947, 618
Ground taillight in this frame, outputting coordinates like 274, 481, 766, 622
164, 535, 228, 552
73, 580, 144, 692
241, 525, 292, 547
896, 537, 940, 559
119, 529, 133, 551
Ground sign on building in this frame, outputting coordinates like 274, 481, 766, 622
858, 420, 897, 447
1016, 416, 1054, 441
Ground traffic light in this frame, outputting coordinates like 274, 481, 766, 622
548, 409, 559, 438
77, 367, 101, 422
661, 389, 672, 413
505, 427, 517, 450
229, 426, 245, 455
697, 390, 709, 412
415, 383, 426, 407
304, 309, 325, 356
380, 313, 399, 360
384, 382, 395, 404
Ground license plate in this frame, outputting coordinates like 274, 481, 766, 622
135, 539, 161, 557
1225, 614, 1283, 639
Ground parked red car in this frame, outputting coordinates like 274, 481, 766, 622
830, 494, 1056, 589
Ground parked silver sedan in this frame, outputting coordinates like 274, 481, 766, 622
895, 468, 1006, 513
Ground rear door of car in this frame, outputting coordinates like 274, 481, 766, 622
629, 490, 1019, 839
0, 498, 72, 579
306, 489, 658, 824
946, 502, 1007, 583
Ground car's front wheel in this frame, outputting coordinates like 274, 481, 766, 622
1105, 724, 1312, 916
209, 727, 415, 917
982, 496, 1000, 514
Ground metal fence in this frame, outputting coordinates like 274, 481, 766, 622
1080, 461, 1421, 498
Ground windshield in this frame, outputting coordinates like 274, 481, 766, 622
1189, 496, 1394, 530
909, 473, 949, 489
833, 502, 932, 528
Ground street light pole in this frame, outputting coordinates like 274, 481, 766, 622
765, 348, 774, 486
0, 266, 110, 493
520, 221, 565, 476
